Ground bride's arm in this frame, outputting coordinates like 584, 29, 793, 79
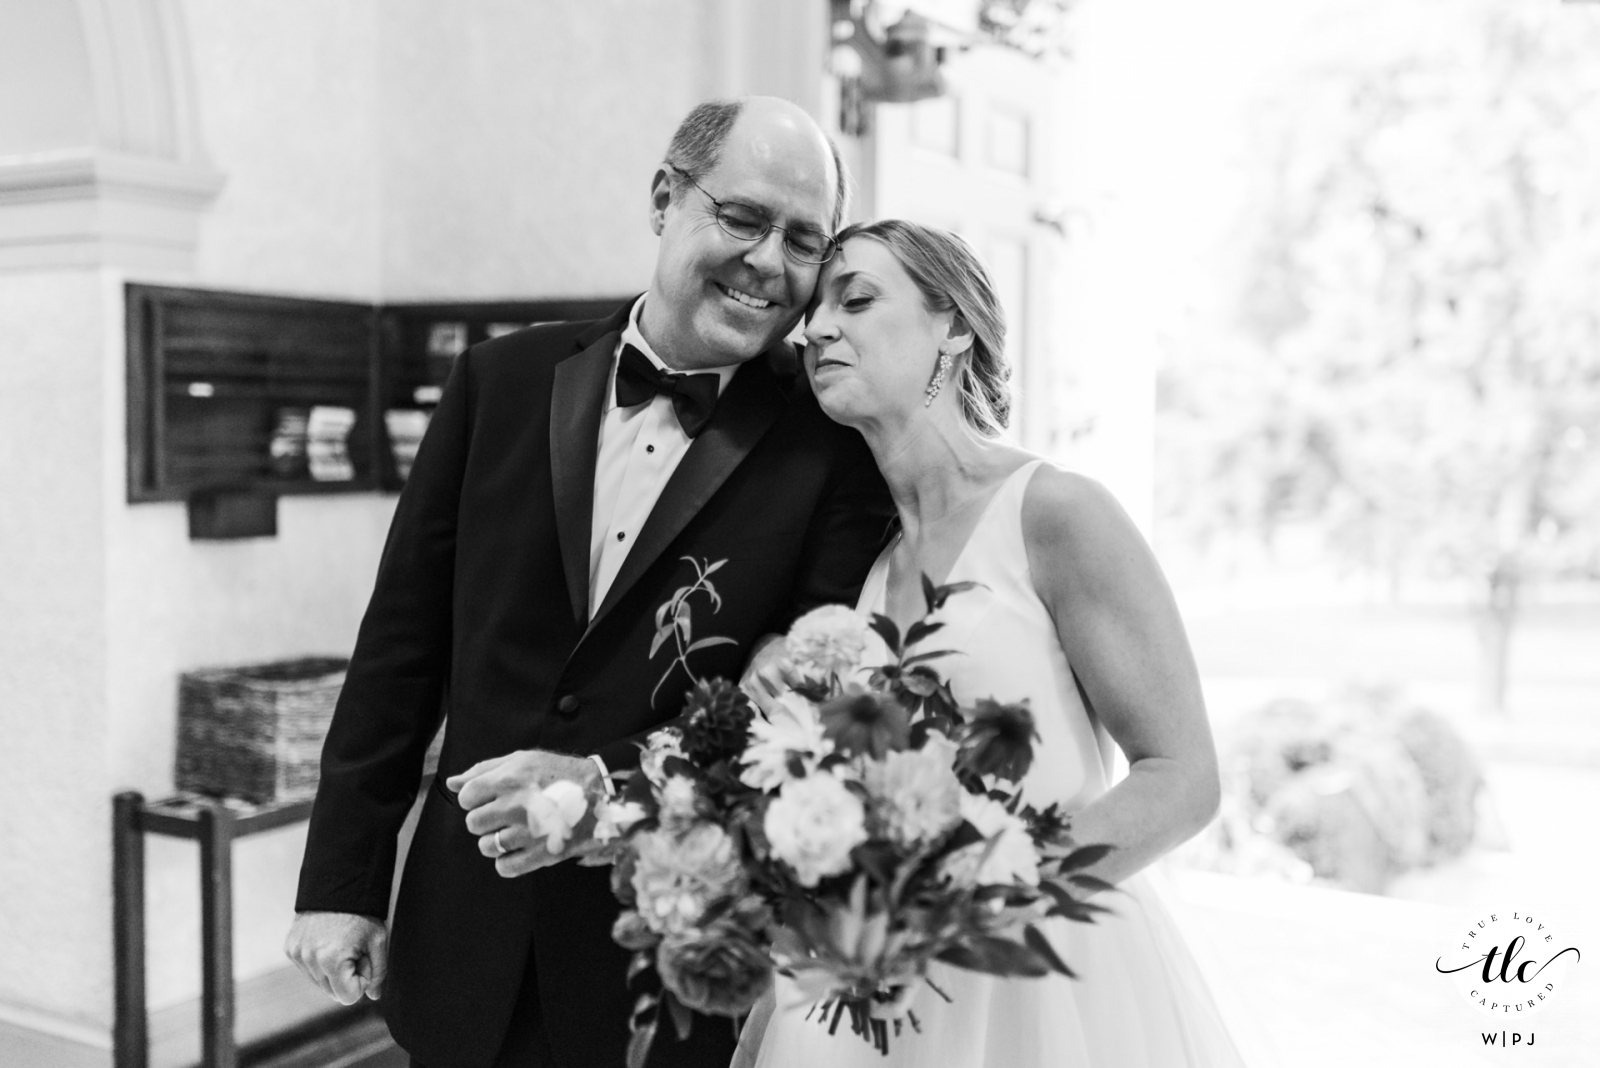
1022, 467, 1220, 886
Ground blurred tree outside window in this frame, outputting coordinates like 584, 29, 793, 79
1161, 0, 1600, 714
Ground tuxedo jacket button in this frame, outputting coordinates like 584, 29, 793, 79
556, 694, 580, 717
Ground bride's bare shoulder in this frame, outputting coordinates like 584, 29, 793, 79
1020, 464, 1150, 581
1020, 463, 1130, 531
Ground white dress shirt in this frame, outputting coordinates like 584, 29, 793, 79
582, 297, 739, 794
588, 296, 739, 620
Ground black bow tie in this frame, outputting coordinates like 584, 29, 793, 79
614, 343, 720, 438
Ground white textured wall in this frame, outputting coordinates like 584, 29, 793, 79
186, 0, 385, 301
0, 270, 111, 1029
2, 0, 753, 1043
374, 0, 704, 300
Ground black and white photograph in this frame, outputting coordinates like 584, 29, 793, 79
1, 2, 1596, 1067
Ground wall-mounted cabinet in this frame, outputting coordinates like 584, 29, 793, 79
126, 285, 629, 523
376, 298, 624, 481
377, 298, 625, 411
127, 285, 381, 503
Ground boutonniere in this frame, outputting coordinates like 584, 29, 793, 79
650, 556, 739, 707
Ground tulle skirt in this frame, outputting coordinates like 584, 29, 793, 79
737, 869, 1248, 1068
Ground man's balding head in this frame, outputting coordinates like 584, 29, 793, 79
664, 97, 849, 229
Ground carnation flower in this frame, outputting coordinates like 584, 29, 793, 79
631, 823, 745, 935
942, 791, 1040, 887
593, 798, 648, 844
764, 771, 868, 887
680, 678, 755, 764
958, 699, 1039, 782
657, 920, 773, 1017
862, 732, 963, 848
820, 687, 910, 760
740, 692, 833, 791
640, 728, 685, 787
524, 780, 589, 853
786, 604, 873, 680
658, 773, 701, 829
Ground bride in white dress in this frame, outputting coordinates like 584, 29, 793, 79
739, 220, 1246, 1068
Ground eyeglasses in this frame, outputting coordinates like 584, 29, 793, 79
668, 165, 838, 265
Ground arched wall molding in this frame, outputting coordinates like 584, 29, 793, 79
0, 0, 223, 271
74, 0, 208, 162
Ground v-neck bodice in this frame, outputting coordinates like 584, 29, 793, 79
856, 457, 1110, 811
865, 459, 1043, 636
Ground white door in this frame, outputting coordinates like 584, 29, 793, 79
869, 44, 1068, 456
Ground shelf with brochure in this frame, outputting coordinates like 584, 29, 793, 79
125, 284, 382, 513
126, 285, 629, 534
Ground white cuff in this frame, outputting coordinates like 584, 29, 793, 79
588, 754, 616, 797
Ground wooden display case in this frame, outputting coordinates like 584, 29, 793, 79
374, 297, 626, 486
126, 284, 382, 504
126, 285, 630, 529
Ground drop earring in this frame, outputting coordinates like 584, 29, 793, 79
925, 349, 953, 407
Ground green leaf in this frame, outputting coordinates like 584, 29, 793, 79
1059, 899, 1113, 923
663, 990, 694, 1040
649, 628, 673, 659
1023, 925, 1078, 978
920, 573, 938, 613
937, 936, 1051, 977
685, 636, 739, 655
1067, 873, 1119, 896
903, 619, 945, 647
929, 819, 985, 859
868, 613, 901, 654
1038, 880, 1077, 912
902, 649, 956, 668
704, 558, 727, 576
660, 755, 697, 779
626, 1017, 658, 1068
1039, 881, 1112, 922
849, 840, 900, 886
627, 951, 656, 984
1057, 843, 1114, 872
930, 580, 982, 610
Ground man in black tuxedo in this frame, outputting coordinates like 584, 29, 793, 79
286, 97, 891, 1067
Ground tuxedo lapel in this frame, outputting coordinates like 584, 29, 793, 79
549, 326, 622, 625
586, 350, 789, 633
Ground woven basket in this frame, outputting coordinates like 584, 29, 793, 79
175, 656, 348, 804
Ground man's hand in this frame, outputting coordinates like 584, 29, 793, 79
446, 750, 606, 878
284, 911, 388, 1004
739, 633, 790, 714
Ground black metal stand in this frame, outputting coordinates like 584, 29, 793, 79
111, 791, 373, 1068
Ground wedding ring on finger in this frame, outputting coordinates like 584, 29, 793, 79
493, 828, 508, 857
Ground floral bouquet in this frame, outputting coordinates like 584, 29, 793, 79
557, 564, 1113, 1067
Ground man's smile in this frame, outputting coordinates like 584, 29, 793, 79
715, 282, 775, 310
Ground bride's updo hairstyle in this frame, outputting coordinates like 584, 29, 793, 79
834, 219, 1012, 436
